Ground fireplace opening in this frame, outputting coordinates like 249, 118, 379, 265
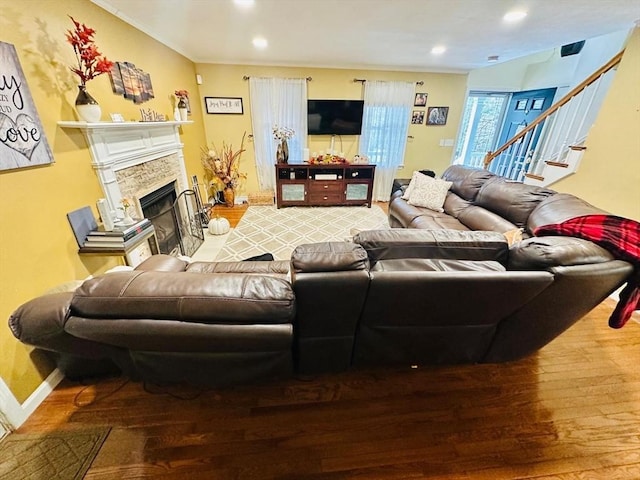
140, 182, 181, 256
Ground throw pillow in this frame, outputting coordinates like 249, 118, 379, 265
401, 171, 420, 200
407, 174, 452, 212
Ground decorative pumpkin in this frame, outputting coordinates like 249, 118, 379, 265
208, 216, 230, 235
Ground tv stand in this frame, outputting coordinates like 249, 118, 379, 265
276, 163, 376, 208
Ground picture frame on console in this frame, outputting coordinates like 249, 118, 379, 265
205, 97, 244, 114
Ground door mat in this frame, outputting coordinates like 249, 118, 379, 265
0, 427, 110, 480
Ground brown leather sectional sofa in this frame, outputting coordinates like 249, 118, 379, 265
8, 166, 634, 387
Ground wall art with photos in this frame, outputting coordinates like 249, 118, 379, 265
0, 41, 54, 171
109, 61, 154, 104
414, 92, 427, 106
411, 110, 424, 124
426, 106, 449, 126
205, 97, 244, 114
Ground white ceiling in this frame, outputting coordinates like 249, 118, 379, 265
92, 0, 639, 73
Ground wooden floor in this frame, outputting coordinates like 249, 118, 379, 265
16, 308, 640, 479
14, 203, 640, 479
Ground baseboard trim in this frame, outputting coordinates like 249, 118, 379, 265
0, 369, 64, 429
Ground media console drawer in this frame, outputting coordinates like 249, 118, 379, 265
276, 163, 376, 208
308, 181, 344, 194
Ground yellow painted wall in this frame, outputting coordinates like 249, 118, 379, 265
194, 63, 467, 196
0, 0, 207, 403
553, 28, 640, 221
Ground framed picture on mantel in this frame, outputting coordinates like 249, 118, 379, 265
205, 97, 244, 114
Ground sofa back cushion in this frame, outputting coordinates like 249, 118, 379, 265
526, 193, 609, 233
71, 271, 295, 324
508, 236, 615, 270
474, 177, 555, 229
441, 165, 495, 201
354, 229, 509, 265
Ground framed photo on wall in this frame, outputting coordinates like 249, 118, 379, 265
426, 106, 449, 125
205, 97, 244, 114
411, 110, 424, 124
414, 92, 427, 106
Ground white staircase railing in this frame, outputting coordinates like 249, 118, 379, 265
484, 51, 624, 187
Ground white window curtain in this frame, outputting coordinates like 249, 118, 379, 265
360, 80, 415, 201
249, 77, 307, 191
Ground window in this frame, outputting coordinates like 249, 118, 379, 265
454, 92, 508, 168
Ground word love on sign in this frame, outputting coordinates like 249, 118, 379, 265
0, 41, 54, 171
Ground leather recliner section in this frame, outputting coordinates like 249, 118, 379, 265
291, 242, 370, 374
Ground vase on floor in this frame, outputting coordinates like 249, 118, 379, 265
75, 85, 101, 122
223, 186, 235, 207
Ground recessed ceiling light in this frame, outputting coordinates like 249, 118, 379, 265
431, 45, 446, 55
503, 10, 527, 22
487, 55, 499, 62
253, 37, 268, 49
234, 0, 255, 8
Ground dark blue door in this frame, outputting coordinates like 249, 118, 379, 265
498, 88, 557, 147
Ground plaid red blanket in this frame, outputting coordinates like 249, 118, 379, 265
534, 214, 640, 328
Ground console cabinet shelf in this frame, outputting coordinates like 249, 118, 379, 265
276, 163, 376, 208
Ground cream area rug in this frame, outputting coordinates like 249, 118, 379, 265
213, 205, 389, 261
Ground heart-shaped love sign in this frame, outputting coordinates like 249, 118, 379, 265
0, 112, 41, 161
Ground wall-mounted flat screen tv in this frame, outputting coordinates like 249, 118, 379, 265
307, 99, 364, 135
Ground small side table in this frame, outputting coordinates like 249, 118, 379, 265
79, 226, 160, 266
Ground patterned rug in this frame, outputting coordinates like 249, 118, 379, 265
214, 205, 389, 261
0, 427, 110, 480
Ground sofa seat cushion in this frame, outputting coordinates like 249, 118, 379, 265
371, 258, 505, 272
474, 177, 556, 228
408, 210, 469, 230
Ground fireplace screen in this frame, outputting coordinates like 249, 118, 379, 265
140, 184, 204, 257
174, 189, 205, 257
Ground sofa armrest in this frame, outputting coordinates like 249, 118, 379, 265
508, 236, 615, 270
291, 242, 369, 273
354, 229, 508, 265
8, 292, 122, 360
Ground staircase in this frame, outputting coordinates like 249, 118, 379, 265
483, 51, 624, 187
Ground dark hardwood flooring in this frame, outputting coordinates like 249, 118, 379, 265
14, 203, 640, 479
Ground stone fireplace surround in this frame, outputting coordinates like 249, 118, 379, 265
58, 121, 192, 221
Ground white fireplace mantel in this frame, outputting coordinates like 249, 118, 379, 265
59, 121, 193, 212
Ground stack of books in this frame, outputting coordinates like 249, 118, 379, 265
83, 218, 153, 249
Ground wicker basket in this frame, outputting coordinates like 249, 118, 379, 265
248, 190, 275, 205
